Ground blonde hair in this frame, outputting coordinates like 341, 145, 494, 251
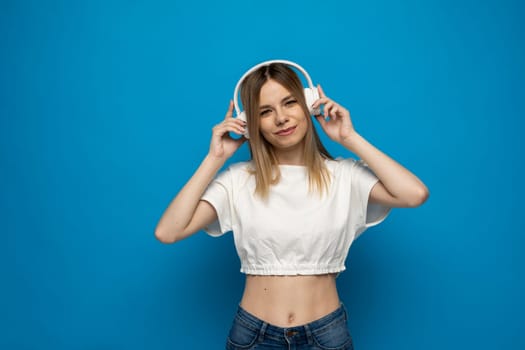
240, 63, 333, 198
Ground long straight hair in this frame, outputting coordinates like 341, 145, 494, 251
240, 63, 333, 198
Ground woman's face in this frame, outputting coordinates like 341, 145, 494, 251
257, 79, 308, 154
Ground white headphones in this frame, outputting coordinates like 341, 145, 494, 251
233, 59, 320, 138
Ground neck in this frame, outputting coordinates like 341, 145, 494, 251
275, 146, 305, 166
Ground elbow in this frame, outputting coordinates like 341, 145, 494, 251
154, 226, 178, 244
405, 185, 430, 207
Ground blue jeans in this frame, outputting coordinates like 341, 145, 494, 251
225, 304, 354, 350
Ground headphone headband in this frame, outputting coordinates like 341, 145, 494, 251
232, 60, 316, 117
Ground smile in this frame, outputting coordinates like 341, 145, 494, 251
275, 126, 296, 136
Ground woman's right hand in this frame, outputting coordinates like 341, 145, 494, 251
209, 100, 247, 160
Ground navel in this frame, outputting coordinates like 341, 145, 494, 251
287, 313, 295, 324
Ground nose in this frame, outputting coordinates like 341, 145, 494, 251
274, 107, 289, 126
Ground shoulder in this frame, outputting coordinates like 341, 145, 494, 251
225, 161, 254, 179
214, 161, 254, 186
324, 157, 360, 174
325, 158, 376, 187
227, 161, 254, 172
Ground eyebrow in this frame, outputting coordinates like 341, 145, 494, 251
259, 95, 295, 110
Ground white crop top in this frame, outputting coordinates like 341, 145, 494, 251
201, 158, 390, 275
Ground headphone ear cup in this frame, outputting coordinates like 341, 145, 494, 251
304, 87, 320, 115
235, 111, 249, 139
236, 111, 247, 123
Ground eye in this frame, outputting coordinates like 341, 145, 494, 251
285, 99, 297, 106
260, 109, 271, 117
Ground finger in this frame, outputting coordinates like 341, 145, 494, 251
330, 106, 339, 118
227, 118, 247, 131
318, 84, 327, 99
323, 101, 336, 118
224, 100, 234, 120
312, 97, 331, 109
315, 114, 328, 129
331, 104, 343, 117
213, 122, 234, 137
223, 119, 247, 135
327, 102, 343, 119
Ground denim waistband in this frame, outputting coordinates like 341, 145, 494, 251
234, 303, 347, 344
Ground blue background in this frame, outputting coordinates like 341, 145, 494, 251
2, 0, 524, 349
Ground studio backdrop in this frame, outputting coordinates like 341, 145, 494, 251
2, 0, 524, 349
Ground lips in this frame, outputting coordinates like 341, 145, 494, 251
275, 126, 296, 136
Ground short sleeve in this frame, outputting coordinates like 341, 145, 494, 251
201, 169, 233, 237
350, 159, 391, 237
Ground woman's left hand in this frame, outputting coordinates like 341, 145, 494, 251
312, 85, 356, 144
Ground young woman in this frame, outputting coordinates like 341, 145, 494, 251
155, 61, 429, 350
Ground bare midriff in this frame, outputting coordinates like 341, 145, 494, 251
239, 274, 340, 327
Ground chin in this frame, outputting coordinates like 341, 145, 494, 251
274, 136, 306, 150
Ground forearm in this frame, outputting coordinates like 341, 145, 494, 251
341, 131, 428, 206
155, 154, 225, 242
